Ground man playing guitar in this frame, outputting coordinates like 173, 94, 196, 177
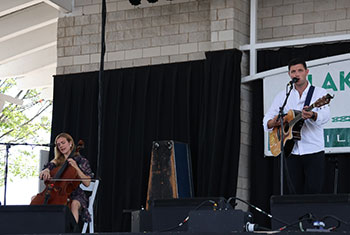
263, 58, 331, 194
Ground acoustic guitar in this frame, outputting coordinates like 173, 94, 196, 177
269, 93, 333, 157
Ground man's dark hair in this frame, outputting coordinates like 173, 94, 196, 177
288, 58, 307, 70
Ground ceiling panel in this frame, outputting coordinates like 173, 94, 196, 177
0, 0, 72, 102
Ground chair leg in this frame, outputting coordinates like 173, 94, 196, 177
89, 216, 94, 233
82, 222, 88, 233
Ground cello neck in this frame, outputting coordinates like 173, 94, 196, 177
53, 140, 84, 179
53, 146, 76, 179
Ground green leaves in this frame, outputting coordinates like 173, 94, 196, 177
0, 78, 52, 186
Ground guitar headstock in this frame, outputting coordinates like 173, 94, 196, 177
314, 93, 334, 108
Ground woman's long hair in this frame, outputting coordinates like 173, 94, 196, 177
54, 133, 76, 166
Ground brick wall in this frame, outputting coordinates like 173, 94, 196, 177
258, 0, 350, 42
57, 0, 250, 74
56, 0, 252, 210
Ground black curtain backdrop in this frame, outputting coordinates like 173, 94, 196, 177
250, 42, 350, 228
50, 49, 242, 232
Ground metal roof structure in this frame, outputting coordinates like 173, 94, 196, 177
0, 0, 72, 101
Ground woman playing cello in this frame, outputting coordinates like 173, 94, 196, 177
38, 133, 94, 223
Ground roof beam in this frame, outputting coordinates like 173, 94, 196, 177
45, 0, 72, 12
0, 0, 43, 18
0, 22, 57, 63
0, 45, 56, 78
16, 64, 56, 89
0, 2, 58, 42
240, 34, 350, 51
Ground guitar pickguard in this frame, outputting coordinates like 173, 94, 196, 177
291, 110, 303, 141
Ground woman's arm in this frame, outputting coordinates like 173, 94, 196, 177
68, 158, 91, 187
39, 160, 57, 180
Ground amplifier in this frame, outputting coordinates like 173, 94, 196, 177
188, 209, 252, 232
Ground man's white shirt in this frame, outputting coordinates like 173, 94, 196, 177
263, 82, 331, 155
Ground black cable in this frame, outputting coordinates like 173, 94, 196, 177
277, 213, 316, 231
157, 199, 218, 232
321, 215, 349, 231
278, 213, 347, 232
229, 196, 350, 233
96, 0, 106, 185
227, 196, 289, 226
95, 0, 106, 229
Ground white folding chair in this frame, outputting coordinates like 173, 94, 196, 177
80, 179, 99, 233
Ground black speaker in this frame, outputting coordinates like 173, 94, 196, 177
270, 194, 350, 232
146, 141, 193, 209
188, 210, 252, 232
151, 197, 231, 232
0, 205, 77, 234
132, 197, 230, 232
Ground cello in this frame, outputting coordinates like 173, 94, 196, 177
30, 141, 84, 206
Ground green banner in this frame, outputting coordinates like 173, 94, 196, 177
324, 128, 350, 147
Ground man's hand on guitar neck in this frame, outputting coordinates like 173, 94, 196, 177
302, 105, 317, 121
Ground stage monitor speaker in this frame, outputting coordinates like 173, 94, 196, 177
270, 194, 350, 232
188, 210, 252, 232
148, 197, 230, 232
131, 198, 231, 232
146, 140, 193, 209
0, 205, 77, 234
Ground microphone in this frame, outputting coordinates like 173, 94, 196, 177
289, 77, 298, 86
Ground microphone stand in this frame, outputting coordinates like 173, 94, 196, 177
0, 142, 53, 205
278, 83, 294, 195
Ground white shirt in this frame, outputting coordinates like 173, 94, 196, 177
263, 83, 331, 155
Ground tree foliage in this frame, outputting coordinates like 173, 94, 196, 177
0, 78, 52, 186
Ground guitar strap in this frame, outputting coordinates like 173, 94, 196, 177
304, 85, 315, 106
295, 85, 315, 128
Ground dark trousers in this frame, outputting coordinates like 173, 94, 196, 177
285, 151, 325, 194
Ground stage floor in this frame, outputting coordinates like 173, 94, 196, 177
6, 232, 350, 235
